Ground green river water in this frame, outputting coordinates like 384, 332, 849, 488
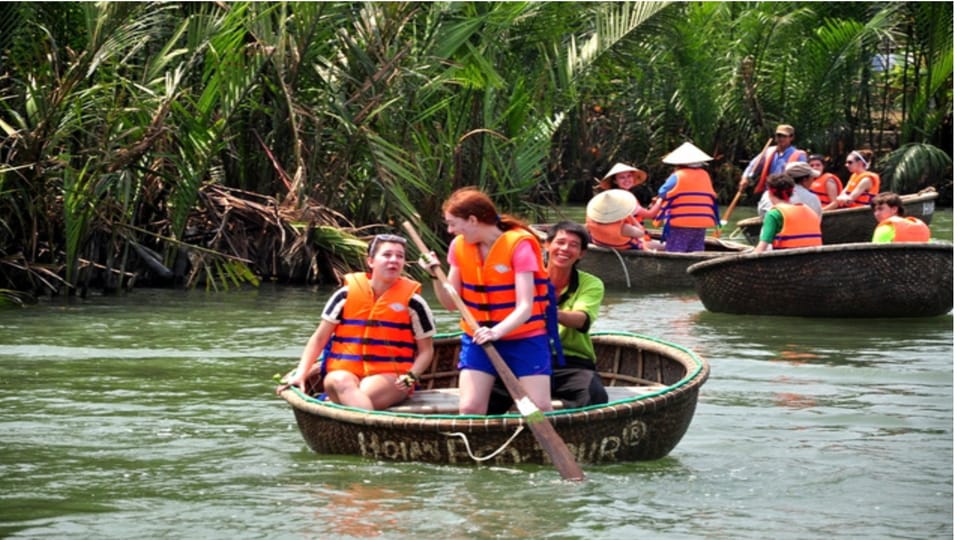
0, 209, 953, 539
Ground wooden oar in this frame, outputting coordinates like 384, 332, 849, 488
712, 189, 744, 238
401, 220, 586, 482
714, 137, 773, 238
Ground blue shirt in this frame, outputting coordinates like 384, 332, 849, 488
743, 146, 807, 179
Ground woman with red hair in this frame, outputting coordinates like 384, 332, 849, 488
421, 187, 556, 415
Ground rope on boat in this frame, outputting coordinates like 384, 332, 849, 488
608, 248, 631, 288
442, 425, 526, 462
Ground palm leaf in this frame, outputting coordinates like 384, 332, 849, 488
877, 143, 952, 194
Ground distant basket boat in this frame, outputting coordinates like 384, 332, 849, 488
278, 331, 709, 466
687, 242, 953, 317
734, 190, 938, 245
534, 225, 749, 290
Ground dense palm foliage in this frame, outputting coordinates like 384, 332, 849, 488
0, 2, 951, 299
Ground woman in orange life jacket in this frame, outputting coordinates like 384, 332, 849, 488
753, 173, 823, 253
653, 142, 720, 253
419, 187, 556, 415
807, 154, 843, 210
836, 150, 881, 207
594, 163, 663, 250
281, 234, 436, 410
870, 192, 931, 243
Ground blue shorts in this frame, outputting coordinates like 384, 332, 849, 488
458, 333, 552, 377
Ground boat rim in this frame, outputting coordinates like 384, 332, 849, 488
687, 241, 953, 275
733, 190, 940, 228
280, 330, 708, 421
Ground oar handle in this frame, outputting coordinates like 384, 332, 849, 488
401, 220, 586, 482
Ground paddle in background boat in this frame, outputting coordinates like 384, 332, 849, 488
401, 220, 586, 482
714, 137, 773, 238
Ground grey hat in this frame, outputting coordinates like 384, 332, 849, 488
785, 161, 816, 179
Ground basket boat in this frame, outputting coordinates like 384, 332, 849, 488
734, 190, 938, 245
687, 242, 953, 317
534, 224, 749, 290
278, 331, 709, 466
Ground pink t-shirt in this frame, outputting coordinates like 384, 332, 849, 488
446, 236, 539, 271
447, 235, 545, 338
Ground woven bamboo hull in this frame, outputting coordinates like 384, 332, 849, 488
734, 190, 939, 245
534, 225, 749, 290
279, 332, 709, 465
687, 242, 953, 317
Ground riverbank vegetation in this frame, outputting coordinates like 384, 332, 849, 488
0, 2, 951, 301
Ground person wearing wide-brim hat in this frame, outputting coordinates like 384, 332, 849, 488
652, 142, 720, 253
595, 163, 658, 220
584, 189, 652, 251
757, 161, 822, 219
596, 162, 648, 191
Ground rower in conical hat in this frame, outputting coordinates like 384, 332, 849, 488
661, 142, 713, 166
652, 142, 720, 253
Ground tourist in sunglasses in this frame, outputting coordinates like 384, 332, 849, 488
836, 150, 881, 207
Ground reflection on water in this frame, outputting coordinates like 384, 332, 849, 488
0, 262, 953, 539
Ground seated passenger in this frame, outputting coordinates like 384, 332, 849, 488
280, 234, 436, 410
807, 154, 843, 210
836, 150, 880, 207
871, 192, 931, 243
585, 189, 655, 251
754, 174, 823, 252
758, 161, 822, 219
596, 162, 658, 217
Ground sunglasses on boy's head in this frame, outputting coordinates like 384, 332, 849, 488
367, 234, 407, 256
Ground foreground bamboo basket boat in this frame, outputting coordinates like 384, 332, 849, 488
534, 225, 749, 290
278, 332, 709, 466
734, 190, 938, 245
687, 242, 953, 317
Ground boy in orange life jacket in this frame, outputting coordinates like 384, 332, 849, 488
753, 174, 823, 252
871, 192, 931, 243
281, 234, 436, 410
420, 187, 554, 415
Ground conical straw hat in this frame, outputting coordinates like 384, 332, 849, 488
586, 189, 639, 224
597, 163, 648, 190
662, 142, 713, 165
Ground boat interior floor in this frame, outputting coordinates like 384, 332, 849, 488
386, 384, 666, 415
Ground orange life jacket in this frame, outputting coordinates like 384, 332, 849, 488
753, 147, 806, 194
841, 171, 881, 207
656, 168, 719, 229
809, 173, 843, 206
325, 272, 419, 378
772, 203, 823, 249
453, 229, 549, 338
877, 216, 931, 243
585, 218, 642, 250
